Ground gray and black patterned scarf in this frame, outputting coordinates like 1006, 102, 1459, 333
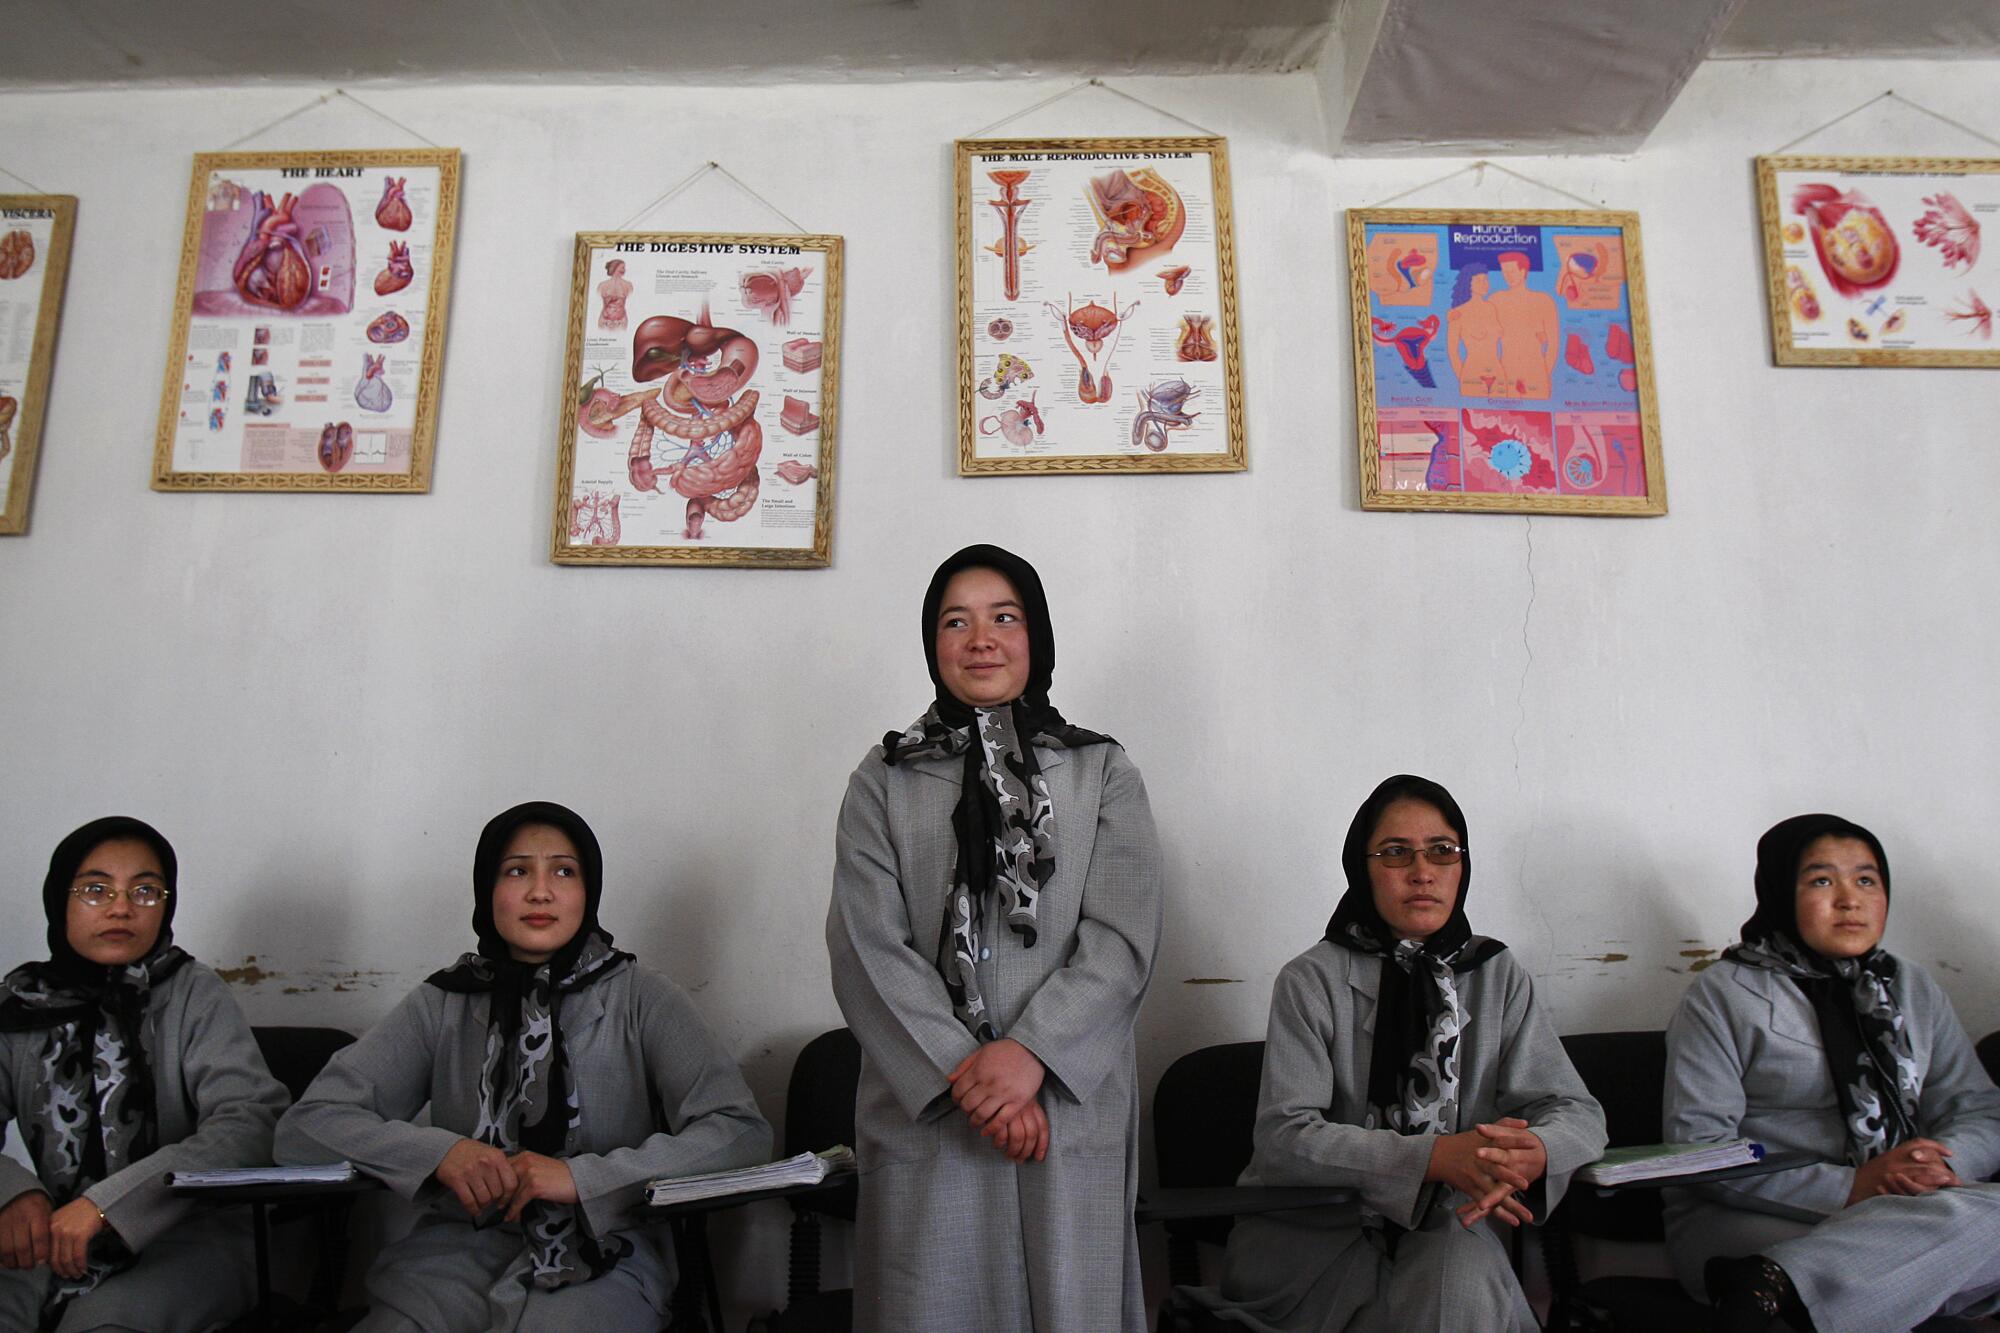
0, 816, 191, 1326
426, 801, 637, 1291
886, 545, 1113, 1041
1724, 813, 1919, 1164
885, 700, 1108, 1039
1324, 777, 1505, 1143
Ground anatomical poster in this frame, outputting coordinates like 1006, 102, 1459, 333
0, 193, 76, 534
955, 137, 1244, 475
151, 149, 461, 491
1348, 208, 1666, 517
1757, 155, 2000, 368
550, 231, 841, 567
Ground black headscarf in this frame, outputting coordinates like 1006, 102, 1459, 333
881, 545, 1113, 1039
1325, 776, 1505, 1131
425, 802, 634, 1288
1724, 813, 1918, 1161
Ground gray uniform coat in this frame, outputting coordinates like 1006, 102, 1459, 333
1664, 955, 2000, 1333
1191, 941, 1606, 1333
0, 962, 288, 1333
826, 741, 1162, 1333
274, 961, 770, 1333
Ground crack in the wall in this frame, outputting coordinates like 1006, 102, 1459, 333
1510, 515, 1554, 964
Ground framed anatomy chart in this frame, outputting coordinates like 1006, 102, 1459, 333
955, 136, 1245, 474
151, 148, 460, 491
1349, 207, 1666, 516
0, 193, 76, 533
550, 231, 841, 567
1757, 155, 2000, 367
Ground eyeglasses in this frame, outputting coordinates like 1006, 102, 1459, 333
1364, 843, 1465, 868
69, 883, 172, 910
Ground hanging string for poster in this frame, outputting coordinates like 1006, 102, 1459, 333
220, 88, 443, 151
1357, 159, 1610, 212
964, 77, 1221, 140
0, 161, 50, 194
1767, 89, 2000, 156
614, 161, 808, 234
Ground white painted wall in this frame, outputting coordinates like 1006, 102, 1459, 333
3, 59, 1998, 1316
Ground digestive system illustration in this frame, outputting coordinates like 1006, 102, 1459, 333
986, 171, 1033, 301
569, 490, 622, 546
0, 392, 15, 462
582, 303, 763, 540
1131, 379, 1199, 453
1045, 293, 1138, 404
979, 391, 1044, 448
0, 229, 33, 279
1087, 168, 1185, 271
741, 267, 811, 326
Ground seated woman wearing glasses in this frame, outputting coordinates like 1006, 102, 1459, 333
1666, 815, 2000, 1333
276, 802, 771, 1333
1186, 776, 1605, 1332
0, 817, 290, 1332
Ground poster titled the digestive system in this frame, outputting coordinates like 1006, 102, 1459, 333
0, 194, 76, 533
1759, 156, 2000, 368
152, 149, 460, 491
955, 137, 1244, 474
551, 232, 841, 567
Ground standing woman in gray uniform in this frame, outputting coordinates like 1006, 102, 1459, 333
1665, 814, 2000, 1333
827, 544, 1163, 1333
0, 817, 289, 1332
276, 801, 770, 1333
1188, 775, 1605, 1332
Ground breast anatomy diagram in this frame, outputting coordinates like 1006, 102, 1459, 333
1359, 216, 1655, 502
1762, 159, 1999, 361
165, 159, 447, 476
558, 234, 837, 559
959, 139, 1241, 468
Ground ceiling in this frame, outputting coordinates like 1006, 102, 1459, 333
0, 0, 1991, 154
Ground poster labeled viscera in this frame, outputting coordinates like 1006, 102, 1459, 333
1757, 155, 2000, 367
0, 193, 76, 533
151, 149, 460, 491
1348, 207, 1666, 516
955, 136, 1245, 474
550, 231, 841, 567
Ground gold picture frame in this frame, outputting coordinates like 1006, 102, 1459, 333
151, 148, 461, 491
954, 136, 1245, 474
1349, 207, 1666, 516
549, 231, 841, 568
0, 193, 77, 534
1757, 155, 2000, 368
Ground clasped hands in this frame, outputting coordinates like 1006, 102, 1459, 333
433, 1140, 579, 1221
948, 1037, 1049, 1164
1427, 1116, 1547, 1229
1847, 1137, 1959, 1206
0, 1190, 110, 1280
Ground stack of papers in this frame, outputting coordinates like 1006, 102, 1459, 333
168, 1162, 358, 1188
646, 1146, 856, 1207
1577, 1140, 1764, 1186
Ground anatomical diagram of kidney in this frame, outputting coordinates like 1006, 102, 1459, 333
374, 241, 413, 296
355, 354, 392, 413
582, 303, 764, 541
1086, 168, 1185, 272
317, 421, 354, 473
375, 176, 413, 232
0, 229, 33, 279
